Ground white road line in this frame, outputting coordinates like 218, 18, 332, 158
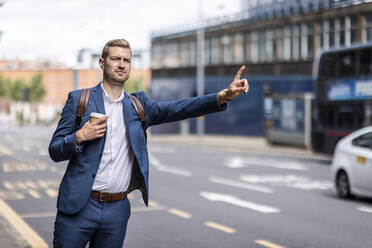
357, 206, 372, 213
45, 189, 58, 198
204, 221, 236, 233
209, 177, 274, 193
27, 190, 41, 199
149, 147, 176, 154
226, 156, 308, 171
0, 199, 48, 248
149, 153, 192, 176
3, 181, 14, 190
200, 191, 280, 213
0, 145, 13, 156
168, 208, 192, 219
255, 239, 285, 248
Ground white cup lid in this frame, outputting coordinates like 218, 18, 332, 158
89, 112, 106, 118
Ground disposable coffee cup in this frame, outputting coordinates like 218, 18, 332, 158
89, 112, 107, 123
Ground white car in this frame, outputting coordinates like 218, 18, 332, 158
332, 126, 372, 198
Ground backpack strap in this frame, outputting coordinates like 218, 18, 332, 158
75, 88, 91, 130
129, 94, 146, 122
129, 94, 147, 141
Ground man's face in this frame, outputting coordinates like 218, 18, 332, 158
100, 46, 132, 84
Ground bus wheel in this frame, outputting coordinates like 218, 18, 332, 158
336, 171, 352, 198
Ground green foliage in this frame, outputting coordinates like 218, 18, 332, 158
0, 73, 46, 102
124, 76, 149, 95
11, 78, 27, 101
29, 74, 45, 102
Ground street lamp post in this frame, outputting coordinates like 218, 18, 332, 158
196, 0, 205, 137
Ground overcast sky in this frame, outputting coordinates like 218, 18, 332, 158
0, 0, 241, 66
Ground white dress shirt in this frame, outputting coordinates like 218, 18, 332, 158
92, 83, 135, 193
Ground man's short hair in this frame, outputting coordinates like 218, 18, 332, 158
101, 39, 132, 60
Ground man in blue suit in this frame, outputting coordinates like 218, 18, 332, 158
49, 38, 248, 248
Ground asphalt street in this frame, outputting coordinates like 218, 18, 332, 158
0, 126, 372, 248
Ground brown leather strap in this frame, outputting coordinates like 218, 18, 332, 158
90, 191, 127, 202
77, 88, 91, 118
130, 95, 146, 122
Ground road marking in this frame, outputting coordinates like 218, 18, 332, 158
0, 145, 13, 155
3, 181, 14, 190
38, 149, 48, 156
0, 199, 48, 248
168, 208, 192, 219
44, 188, 58, 198
240, 174, 332, 191
20, 211, 56, 219
27, 190, 41, 199
149, 146, 176, 154
209, 177, 274, 193
204, 221, 236, 233
255, 239, 285, 248
150, 153, 192, 176
226, 156, 308, 171
0, 191, 25, 200
357, 206, 372, 213
200, 191, 280, 213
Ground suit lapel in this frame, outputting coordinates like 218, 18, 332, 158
123, 92, 132, 137
91, 83, 106, 115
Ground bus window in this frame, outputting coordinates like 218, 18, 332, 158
359, 49, 372, 76
339, 52, 356, 77
319, 53, 338, 78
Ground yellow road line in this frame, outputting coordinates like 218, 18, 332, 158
168, 208, 192, 219
20, 211, 56, 219
255, 240, 285, 248
0, 199, 48, 248
204, 221, 236, 233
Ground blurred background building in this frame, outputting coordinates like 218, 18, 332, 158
149, 0, 372, 141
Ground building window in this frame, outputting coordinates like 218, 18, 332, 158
292, 25, 300, 61
233, 33, 244, 64
151, 43, 163, 69
365, 13, 372, 42
265, 29, 275, 62
300, 23, 312, 60
222, 34, 233, 64
205, 37, 211, 66
281, 26, 291, 61
250, 31, 259, 63
350, 15, 358, 44
164, 41, 179, 68
245, 33, 251, 63
211, 36, 220, 65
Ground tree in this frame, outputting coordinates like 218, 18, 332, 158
29, 74, 45, 102
10, 78, 27, 101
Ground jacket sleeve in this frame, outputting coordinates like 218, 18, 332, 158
49, 91, 83, 162
144, 92, 227, 127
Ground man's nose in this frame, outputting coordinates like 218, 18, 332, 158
118, 60, 125, 68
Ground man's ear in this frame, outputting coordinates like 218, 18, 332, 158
99, 58, 105, 70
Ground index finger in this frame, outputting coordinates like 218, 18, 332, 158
234, 65, 246, 80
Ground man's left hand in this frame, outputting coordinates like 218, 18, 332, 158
226, 65, 249, 100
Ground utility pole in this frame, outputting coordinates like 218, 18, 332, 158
196, 0, 205, 137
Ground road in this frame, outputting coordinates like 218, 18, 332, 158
0, 126, 372, 248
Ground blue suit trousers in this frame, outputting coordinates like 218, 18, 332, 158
53, 196, 131, 248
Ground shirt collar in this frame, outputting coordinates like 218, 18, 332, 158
101, 82, 125, 103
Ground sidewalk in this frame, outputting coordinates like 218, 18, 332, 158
148, 134, 332, 163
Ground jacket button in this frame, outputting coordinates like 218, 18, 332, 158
100, 152, 103, 157
92, 173, 96, 178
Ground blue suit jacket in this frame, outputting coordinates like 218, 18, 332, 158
49, 83, 226, 215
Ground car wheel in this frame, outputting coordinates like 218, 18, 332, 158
336, 171, 352, 198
